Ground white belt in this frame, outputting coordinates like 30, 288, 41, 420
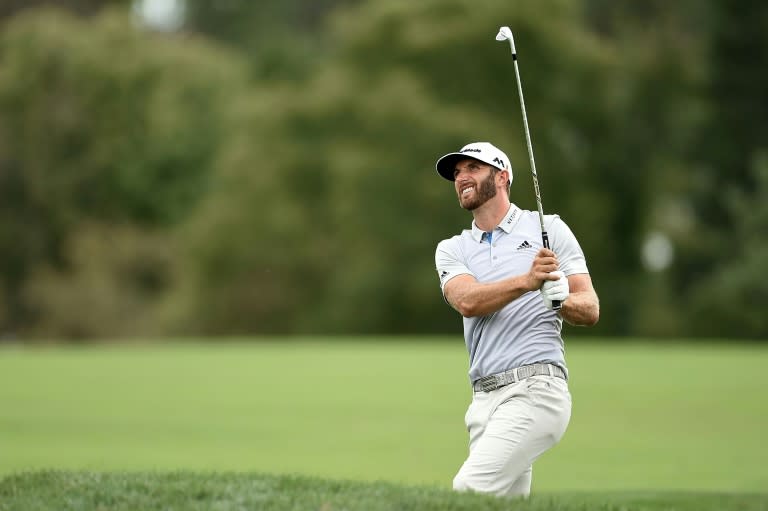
473, 363, 566, 392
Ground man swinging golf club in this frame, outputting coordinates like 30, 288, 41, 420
434, 140, 599, 498
434, 28, 599, 497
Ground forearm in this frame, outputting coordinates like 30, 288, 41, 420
443, 248, 560, 318
560, 290, 600, 326
449, 276, 531, 317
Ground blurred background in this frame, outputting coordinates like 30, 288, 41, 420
0, 0, 766, 342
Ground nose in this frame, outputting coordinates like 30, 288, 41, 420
455, 173, 472, 186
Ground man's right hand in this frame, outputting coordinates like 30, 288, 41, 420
526, 248, 560, 291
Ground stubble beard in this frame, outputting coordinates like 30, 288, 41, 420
460, 172, 498, 211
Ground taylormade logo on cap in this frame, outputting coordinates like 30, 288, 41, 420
435, 142, 513, 183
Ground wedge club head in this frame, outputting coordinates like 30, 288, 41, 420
495, 26, 516, 54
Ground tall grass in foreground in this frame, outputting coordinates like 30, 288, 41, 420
1, 471, 766, 511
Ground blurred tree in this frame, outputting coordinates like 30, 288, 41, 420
686, 155, 768, 337
22, 223, 176, 340
596, 0, 768, 339
172, 0, 675, 335
0, 7, 247, 337
3, 0, 763, 340
183, 0, 361, 80
0, 0, 126, 21
581, 0, 710, 336
678, 0, 768, 337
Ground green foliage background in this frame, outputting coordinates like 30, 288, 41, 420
0, 0, 765, 340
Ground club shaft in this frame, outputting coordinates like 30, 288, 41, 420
511, 58, 548, 242
509, 45, 561, 311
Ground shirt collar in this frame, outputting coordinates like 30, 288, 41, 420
470, 203, 522, 242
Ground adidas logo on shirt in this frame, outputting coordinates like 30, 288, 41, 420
516, 240, 532, 250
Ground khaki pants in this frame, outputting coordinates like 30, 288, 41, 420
453, 375, 572, 497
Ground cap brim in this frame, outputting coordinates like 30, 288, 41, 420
435, 153, 466, 181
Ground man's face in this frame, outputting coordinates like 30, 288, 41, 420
453, 159, 498, 210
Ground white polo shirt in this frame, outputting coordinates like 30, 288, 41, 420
435, 203, 589, 383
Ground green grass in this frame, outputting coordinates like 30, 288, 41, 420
0, 338, 767, 499
1, 471, 766, 511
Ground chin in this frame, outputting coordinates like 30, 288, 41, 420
458, 194, 475, 209
460, 197, 484, 211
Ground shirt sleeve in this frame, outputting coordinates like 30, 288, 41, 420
435, 237, 476, 293
545, 215, 589, 276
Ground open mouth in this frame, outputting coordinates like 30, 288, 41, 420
461, 186, 475, 197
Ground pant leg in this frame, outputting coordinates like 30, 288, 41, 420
507, 465, 533, 497
453, 376, 571, 497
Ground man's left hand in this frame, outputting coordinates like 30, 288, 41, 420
540, 271, 569, 310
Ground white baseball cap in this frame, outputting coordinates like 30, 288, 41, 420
435, 142, 512, 183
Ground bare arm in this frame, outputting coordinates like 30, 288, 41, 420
560, 273, 600, 326
444, 249, 560, 317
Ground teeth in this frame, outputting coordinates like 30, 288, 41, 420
462, 187, 474, 196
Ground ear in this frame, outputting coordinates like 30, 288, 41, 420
497, 169, 510, 187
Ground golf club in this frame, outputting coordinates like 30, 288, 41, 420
496, 26, 561, 311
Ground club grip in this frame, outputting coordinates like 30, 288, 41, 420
541, 231, 562, 311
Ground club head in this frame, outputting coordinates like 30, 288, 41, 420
496, 26, 516, 54
495, 26, 512, 41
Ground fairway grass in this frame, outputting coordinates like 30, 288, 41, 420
1, 338, 767, 494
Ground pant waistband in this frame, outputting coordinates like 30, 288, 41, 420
472, 363, 566, 392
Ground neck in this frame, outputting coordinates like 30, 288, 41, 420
472, 196, 510, 232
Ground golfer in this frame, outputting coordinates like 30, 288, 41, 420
434, 142, 599, 497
